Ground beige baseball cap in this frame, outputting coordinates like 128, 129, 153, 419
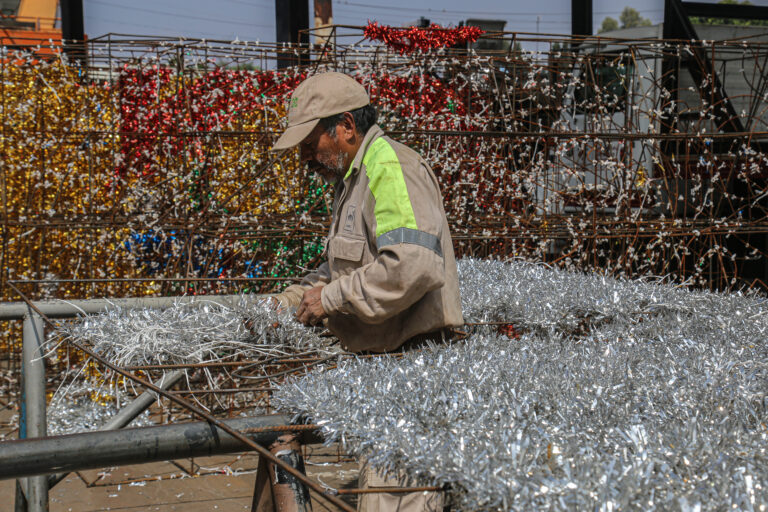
271, 72, 370, 151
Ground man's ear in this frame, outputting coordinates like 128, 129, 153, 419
341, 112, 357, 141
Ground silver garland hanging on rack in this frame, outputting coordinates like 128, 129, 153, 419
50, 296, 339, 368
46, 296, 340, 433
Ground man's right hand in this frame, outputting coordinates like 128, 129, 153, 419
296, 286, 327, 327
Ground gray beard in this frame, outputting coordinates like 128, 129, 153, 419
321, 151, 346, 186
329, 151, 346, 172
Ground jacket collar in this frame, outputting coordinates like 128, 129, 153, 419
344, 124, 383, 181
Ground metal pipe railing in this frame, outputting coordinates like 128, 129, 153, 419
0, 294, 260, 320
7, 294, 264, 512
9, 288, 360, 512
1, 414, 319, 479
21, 310, 46, 511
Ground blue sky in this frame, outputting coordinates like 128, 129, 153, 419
83, 0, 640, 41
78, 0, 755, 42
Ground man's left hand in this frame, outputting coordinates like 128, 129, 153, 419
296, 286, 327, 326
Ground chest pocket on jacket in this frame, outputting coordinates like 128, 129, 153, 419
329, 236, 366, 275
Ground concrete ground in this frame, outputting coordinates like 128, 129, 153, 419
0, 444, 359, 511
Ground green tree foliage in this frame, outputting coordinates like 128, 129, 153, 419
598, 7, 652, 33
599, 17, 619, 33
620, 7, 653, 28
690, 0, 768, 26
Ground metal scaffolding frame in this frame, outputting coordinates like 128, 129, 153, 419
3, 25, 768, 509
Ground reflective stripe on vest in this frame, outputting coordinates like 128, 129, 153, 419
377, 227, 442, 257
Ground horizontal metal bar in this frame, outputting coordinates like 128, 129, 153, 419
0, 294, 266, 320
123, 355, 338, 370
7, 127, 768, 141
9, 277, 298, 283
169, 387, 274, 394
0, 414, 320, 480
335, 486, 442, 495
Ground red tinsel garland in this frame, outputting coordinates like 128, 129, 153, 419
111, 66, 511, 213
115, 67, 305, 179
364, 21, 484, 54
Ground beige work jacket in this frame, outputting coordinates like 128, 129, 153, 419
280, 125, 464, 352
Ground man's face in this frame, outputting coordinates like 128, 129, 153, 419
299, 123, 346, 186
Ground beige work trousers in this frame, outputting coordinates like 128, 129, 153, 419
357, 465, 443, 512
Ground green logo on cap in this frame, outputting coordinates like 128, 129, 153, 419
290, 97, 298, 109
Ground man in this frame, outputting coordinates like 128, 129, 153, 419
272, 71, 463, 352
271, 71, 463, 511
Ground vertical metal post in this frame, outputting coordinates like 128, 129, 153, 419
571, 0, 593, 38
20, 311, 48, 512
14, 481, 27, 512
275, 0, 309, 69
60, 0, 86, 67
15, 344, 28, 512
252, 433, 312, 512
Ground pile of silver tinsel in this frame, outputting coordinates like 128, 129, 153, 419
52, 297, 337, 368
48, 297, 335, 433
274, 259, 768, 511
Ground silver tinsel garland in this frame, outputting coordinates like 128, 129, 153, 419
274, 259, 768, 511
47, 297, 336, 433
47, 381, 155, 435
458, 259, 768, 336
52, 297, 338, 368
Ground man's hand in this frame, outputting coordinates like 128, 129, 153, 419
296, 286, 327, 326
